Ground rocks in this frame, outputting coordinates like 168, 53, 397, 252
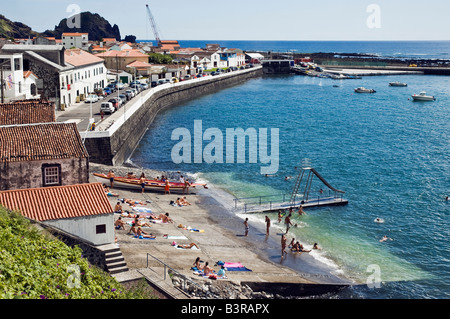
169, 272, 257, 299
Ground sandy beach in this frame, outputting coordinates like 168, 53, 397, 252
91, 163, 352, 298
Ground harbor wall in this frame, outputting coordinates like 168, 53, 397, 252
84, 67, 263, 166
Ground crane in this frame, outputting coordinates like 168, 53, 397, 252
146, 4, 161, 45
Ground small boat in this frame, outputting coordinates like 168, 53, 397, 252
411, 92, 436, 101
354, 87, 376, 93
94, 173, 208, 192
389, 82, 407, 87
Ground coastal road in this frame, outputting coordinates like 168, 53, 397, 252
55, 88, 130, 131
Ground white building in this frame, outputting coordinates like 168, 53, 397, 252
0, 183, 115, 246
61, 49, 107, 107
62, 32, 89, 50
0, 53, 26, 102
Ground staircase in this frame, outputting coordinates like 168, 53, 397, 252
98, 244, 129, 274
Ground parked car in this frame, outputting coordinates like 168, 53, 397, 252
140, 83, 149, 90
130, 83, 142, 91
100, 102, 115, 114
157, 79, 165, 85
184, 75, 191, 81
104, 87, 112, 95
85, 94, 99, 103
229, 66, 238, 71
107, 83, 117, 92
108, 98, 120, 109
211, 71, 218, 76
125, 89, 135, 98
119, 94, 128, 103
151, 81, 158, 87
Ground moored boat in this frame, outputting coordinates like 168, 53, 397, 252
354, 87, 376, 93
411, 91, 436, 101
93, 173, 208, 192
389, 82, 407, 87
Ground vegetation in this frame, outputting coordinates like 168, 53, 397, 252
148, 53, 174, 64
0, 206, 157, 299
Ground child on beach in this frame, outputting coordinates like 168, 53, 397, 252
244, 218, 249, 236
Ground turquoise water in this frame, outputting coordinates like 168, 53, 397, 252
131, 73, 450, 298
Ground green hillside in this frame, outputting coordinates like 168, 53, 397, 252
0, 206, 154, 299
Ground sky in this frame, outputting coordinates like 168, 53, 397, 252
2, 0, 450, 41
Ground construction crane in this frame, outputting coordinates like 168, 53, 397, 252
146, 4, 161, 45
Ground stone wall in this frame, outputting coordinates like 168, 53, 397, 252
85, 68, 263, 165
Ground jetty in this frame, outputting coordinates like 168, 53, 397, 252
234, 161, 348, 214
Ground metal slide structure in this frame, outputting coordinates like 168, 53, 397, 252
290, 160, 345, 205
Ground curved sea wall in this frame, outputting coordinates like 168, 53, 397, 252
83, 66, 263, 166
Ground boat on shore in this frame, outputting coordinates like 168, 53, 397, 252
411, 91, 436, 101
354, 87, 376, 93
94, 173, 208, 192
389, 82, 407, 87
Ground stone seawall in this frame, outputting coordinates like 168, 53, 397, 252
84, 67, 263, 166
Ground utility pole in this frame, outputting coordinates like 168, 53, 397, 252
0, 60, 10, 103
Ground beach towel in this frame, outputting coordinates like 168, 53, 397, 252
132, 207, 152, 213
133, 235, 155, 240
224, 262, 252, 272
163, 235, 188, 240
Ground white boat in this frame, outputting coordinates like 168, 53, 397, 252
411, 92, 436, 101
389, 82, 407, 87
354, 87, 376, 93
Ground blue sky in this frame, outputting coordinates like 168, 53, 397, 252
3, 0, 450, 41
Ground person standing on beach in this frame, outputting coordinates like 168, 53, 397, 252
278, 210, 283, 223
244, 218, 249, 236
183, 179, 190, 195
107, 170, 115, 188
281, 234, 287, 258
165, 178, 171, 195
265, 216, 271, 235
139, 173, 146, 194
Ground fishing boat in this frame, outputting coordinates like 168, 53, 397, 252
389, 82, 407, 87
93, 173, 208, 192
411, 92, 436, 101
354, 87, 376, 93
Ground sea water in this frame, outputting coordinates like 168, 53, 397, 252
130, 72, 450, 299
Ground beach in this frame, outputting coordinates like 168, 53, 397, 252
91, 163, 352, 298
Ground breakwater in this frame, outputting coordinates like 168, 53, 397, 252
82, 67, 263, 166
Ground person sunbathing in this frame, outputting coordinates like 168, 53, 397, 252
137, 226, 156, 239
157, 213, 173, 223
114, 202, 123, 214
180, 196, 191, 206
124, 199, 146, 207
114, 217, 126, 230
177, 242, 199, 249
203, 262, 214, 276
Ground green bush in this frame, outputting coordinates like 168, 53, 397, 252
0, 206, 155, 299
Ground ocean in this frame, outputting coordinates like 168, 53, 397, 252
138, 39, 450, 60
130, 41, 450, 299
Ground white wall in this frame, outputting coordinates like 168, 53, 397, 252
0, 53, 25, 101
44, 214, 115, 246
60, 62, 107, 106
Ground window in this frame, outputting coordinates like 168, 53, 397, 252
96, 224, 106, 234
42, 164, 61, 186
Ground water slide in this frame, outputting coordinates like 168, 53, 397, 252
309, 168, 345, 194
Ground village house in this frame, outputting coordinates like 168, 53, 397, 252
95, 49, 149, 72
126, 60, 153, 77
0, 52, 26, 102
62, 32, 89, 50
0, 122, 89, 191
0, 182, 115, 246
1, 44, 107, 109
62, 49, 107, 106
0, 99, 55, 125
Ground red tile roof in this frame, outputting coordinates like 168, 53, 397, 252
0, 183, 113, 222
0, 122, 89, 163
0, 100, 55, 125
64, 49, 105, 67
95, 50, 148, 58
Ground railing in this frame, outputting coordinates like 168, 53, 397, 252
233, 191, 346, 213
146, 253, 215, 298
